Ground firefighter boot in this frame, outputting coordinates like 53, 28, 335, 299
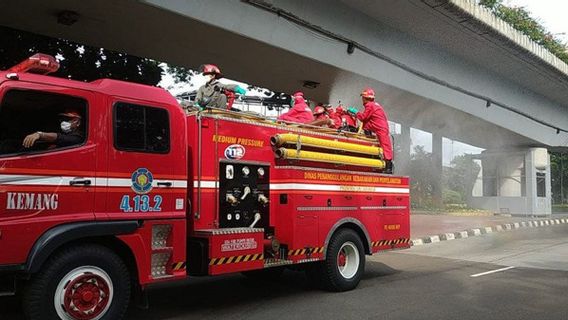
384, 160, 393, 174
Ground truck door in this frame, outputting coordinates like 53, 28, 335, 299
0, 85, 97, 224
103, 99, 186, 220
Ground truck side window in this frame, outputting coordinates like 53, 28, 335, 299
0, 89, 87, 156
114, 102, 170, 154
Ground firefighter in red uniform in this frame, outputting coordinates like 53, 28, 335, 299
338, 106, 358, 132
195, 64, 246, 109
278, 91, 314, 124
327, 105, 342, 129
311, 104, 332, 127
349, 88, 393, 174
313, 105, 327, 121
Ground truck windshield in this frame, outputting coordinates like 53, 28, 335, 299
0, 89, 87, 157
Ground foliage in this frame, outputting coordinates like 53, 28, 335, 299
443, 154, 481, 203
409, 145, 436, 208
552, 204, 568, 212
442, 189, 462, 204
0, 26, 167, 85
479, 0, 568, 64
550, 152, 568, 204
168, 65, 199, 84
409, 147, 482, 209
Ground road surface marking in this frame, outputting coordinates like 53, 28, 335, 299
470, 266, 515, 278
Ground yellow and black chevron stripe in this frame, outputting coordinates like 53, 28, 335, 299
209, 253, 264, 266
288, 246, 324, 256
172, 261, 186, 271
371, 238, 410, 247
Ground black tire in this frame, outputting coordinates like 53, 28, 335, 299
23, 244, 131, 320
319, 229, 365, 292
242, 266, 285, 281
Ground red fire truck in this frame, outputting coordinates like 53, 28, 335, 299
0, 54, 410, 320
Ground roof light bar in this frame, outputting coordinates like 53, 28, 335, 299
7, 53, 60, 75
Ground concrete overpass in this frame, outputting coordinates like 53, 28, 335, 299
1, 0, 567, 215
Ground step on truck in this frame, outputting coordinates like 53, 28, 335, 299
0, 54, 410, 320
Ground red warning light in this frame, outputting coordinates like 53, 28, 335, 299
7, 53, 60, 74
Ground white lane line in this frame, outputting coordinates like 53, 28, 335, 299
470, 266, 515, 278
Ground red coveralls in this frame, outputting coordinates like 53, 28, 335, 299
314, 113, 328, 121
356, 101, 393, 161
278, 96, 314, 124
341, 113, 357, 128
327, 109, 342, 129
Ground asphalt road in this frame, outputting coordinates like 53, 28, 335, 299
2, 224, 567, 320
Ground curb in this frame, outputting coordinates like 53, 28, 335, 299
411, 217, 568, 246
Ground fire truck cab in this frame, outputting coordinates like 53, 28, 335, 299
0, 55, 410, 320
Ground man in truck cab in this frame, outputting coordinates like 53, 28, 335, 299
22, 109, 84, 149
195, 64, 246, 109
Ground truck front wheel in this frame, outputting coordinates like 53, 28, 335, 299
23, 244, 131, 320
319, 228, 365, 292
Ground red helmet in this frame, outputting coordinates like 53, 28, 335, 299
335, 106, 345, 115
59, 109, 81, 119
292, 91, 304, 99
360, 88, 375, 100
200, 64, 222, 77
314, 106, 326, 115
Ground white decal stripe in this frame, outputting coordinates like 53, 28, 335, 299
360, 206, 408, 210
192, 181, 409, 194
297, 206, 358, 211
193, 181, 219, 188
171, 181, 188, 188
0, 175, 96, 186
0, 174, 187, 188
270, 183, 410, 194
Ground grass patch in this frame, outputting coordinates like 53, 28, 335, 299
412, 206, 494, 216
552, 204, 568, 212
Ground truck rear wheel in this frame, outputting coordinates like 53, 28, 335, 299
318, 229, 365, 292
23, 244, 131, 320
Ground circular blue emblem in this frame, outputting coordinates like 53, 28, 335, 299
131, 168, 154, 194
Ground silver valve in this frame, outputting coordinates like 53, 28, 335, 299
241, 186, 251, 200
226, 194, 238, 205
249, 212, 261, 228
257, 194, 269, 205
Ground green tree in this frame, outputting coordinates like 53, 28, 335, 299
550, 152, 568, 204
446, 155, 481, 197
442, 154, 481, 205
479, 0, 568, 64
409, 145, 436, 208
0, 26, 165, 85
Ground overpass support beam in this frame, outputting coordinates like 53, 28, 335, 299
395, 125, 411, 176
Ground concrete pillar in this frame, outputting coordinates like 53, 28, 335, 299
395, 125, 411, 175
546, 152, 552, 209
525, 148, 552, 216
432, 132, 443, 207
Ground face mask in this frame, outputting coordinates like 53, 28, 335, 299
60, 121, 72, 133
